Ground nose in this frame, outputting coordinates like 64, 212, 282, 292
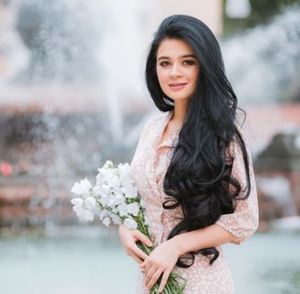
170, 63, 182, 77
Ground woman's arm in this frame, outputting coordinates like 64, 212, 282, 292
140, 223, 239, 291
171, 223, 239, 256
173, 129, 259, 254
214, 129, 259, 244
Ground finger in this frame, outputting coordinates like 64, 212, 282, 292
144, 264, 157, 285
132, 255, 143, 264
127, 249, 143, 264
139, 258, 148, 268
134, 231, 153, 247
131, 245, 148, 261
141, 258, 152, 272
146, 267, 164, 290
158, 269, 171, 293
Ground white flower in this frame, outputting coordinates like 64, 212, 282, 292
111, 214, 122, 225
112, 207, 118, 214
118, 203, 128, 217
124, 218, 138, 229
70, 195, 96, 222
118, 162, 130, 180
72, 205, 94, 222
107, 198, 117, 208
93, 185, 109, 198
98, 168, 120, 188
118, 162, 131, 177
71, 178, 92, 198
110, 192, 126, 206
107, 194, 125, 208
84, 196, 97, 210
116, 196, 126, 206
98, 193, 111, 206
96, 173, 105, 187
99, 209, 109, 221
93, 205, 102, 215
121, 184, 138, 199
103, 160, 114, 169
111, 186, 124, 197
103, 216, 111, 227
70, 198, 83, 207
96, 173, 114, 189
127, 202, 140, 217
118, 163, 136, 188
71, 161, 144, 231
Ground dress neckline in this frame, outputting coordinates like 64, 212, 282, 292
155, 111, 180, 150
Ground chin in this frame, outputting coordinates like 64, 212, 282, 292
169, 93, 192, 101
171, 97, 187, 101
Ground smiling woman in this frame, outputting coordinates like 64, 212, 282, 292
156, 38, 199, 100
118, 14, 259, 294
154, 38, 200, 137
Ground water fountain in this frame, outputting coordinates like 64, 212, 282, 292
0, 2, 299, 230
222, 4, 300, 104
1, 3, 300, 294
221, 6, 300, 231
0, 0, 153, 229
254, 130, 300, 231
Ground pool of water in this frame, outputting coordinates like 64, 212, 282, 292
0, 227, 299, 294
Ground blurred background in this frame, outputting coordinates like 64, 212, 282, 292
0, 0, 300, 293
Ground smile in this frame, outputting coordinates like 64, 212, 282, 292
169, 83, 187, 90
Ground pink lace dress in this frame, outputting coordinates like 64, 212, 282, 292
130, 111, 259, 294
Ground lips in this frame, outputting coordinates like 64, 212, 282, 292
169, 82, 187, 90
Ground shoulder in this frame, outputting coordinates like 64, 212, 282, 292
227, 124, 249, 158
132, 111, 168, 153
145, 111, 168, 126
140, 111, 168, 134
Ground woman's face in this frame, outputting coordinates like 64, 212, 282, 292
156, 38, 200, 102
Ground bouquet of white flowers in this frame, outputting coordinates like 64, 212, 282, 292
70, 160, 186, 294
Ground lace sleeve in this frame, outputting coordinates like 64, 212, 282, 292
215, 129, 259, 244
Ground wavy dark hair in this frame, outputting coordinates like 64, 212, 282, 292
145, 15, 252, 267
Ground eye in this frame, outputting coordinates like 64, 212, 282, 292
159, 61, 170, 67
183, 60, 195, 65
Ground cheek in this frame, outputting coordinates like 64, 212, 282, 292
190, 68, 199, 83
156, 69, 169, 88
186, 69, 199, 95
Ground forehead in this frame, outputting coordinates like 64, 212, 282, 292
157, 38, 195, 58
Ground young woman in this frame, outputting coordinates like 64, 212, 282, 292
119, 15, 259, 293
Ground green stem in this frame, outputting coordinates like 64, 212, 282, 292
135, 214, 186, 294
93, 197, 185, 293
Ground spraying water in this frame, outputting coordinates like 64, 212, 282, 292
222, 5, 300, 104
0, 2, 299, 227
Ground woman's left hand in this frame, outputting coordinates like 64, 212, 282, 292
139, 239, 181, 292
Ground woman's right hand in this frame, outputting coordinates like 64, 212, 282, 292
118, 224, 153, 264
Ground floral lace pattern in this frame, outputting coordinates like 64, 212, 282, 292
130, 111, 259, 293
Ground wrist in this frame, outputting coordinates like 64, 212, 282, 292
170, 234, 186, 256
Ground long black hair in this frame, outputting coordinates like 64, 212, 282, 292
145, 15, 252, 267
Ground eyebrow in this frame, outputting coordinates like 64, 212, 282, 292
157, 54, 197, 61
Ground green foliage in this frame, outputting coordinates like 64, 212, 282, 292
223, 0, 300, 35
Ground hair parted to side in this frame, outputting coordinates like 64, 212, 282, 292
145, 15, 251, 267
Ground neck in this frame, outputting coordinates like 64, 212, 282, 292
171, 100, 186, 128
